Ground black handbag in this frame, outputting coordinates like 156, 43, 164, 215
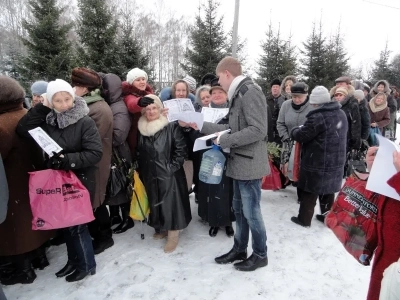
106, 148, 132, 198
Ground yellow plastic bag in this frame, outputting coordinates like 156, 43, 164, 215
129, 171, 150, 221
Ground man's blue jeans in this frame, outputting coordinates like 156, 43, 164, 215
232, 179, 267, 258
63, 224, 96, 272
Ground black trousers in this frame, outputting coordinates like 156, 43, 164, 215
297, 188, 334, 226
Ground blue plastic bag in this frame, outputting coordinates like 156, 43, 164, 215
368, 127, 381, 146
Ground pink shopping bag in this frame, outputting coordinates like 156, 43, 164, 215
29, 169, 94, 230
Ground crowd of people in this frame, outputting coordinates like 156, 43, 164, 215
0, 55, 399, 300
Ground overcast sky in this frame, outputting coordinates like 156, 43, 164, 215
162, 0, 399, 75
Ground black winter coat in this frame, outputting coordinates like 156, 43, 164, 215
340, 96, 362, 150
266, 94, 285, 144
137, 122, 191, 230
16, 102, 103, 204
101, 73, 132, 206
189, 116, 235, 227
291, 101, 348, 195
359, 99, 371, 140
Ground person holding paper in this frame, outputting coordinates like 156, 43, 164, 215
365, 147, 400, 300
17, 79, 102, 282
188, 84, 235, 238
136, 94, 191, 253
198, 56, 269, 272
0, 76, 53, 285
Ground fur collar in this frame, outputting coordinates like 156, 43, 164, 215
369, 96, 387, 113
138, 114, 169, 136
46, 97, 89, 129
121, 81, 153, 97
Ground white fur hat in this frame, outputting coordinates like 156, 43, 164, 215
46, 79, 75, 105
127, 68, 148, 85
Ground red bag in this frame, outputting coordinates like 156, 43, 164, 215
29, 169, 95, 230
261, 160, 282, 190
325, 174, 385, 265
287, 142, 301, 182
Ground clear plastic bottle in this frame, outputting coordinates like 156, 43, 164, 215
199, 145, 226, 184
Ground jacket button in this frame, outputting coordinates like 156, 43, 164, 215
71, 163, 75, 167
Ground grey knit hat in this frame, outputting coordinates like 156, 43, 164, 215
309, 86, 331, 105
354, 90, 365, 101
31, 81, 48, 96
182, 75, 197, 93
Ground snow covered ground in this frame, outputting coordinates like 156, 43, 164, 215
3, 186, 371, 300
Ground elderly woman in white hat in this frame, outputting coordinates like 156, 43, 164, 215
17, 79, 102, 282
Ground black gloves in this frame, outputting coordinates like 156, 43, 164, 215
138, 96, 154, 107
47, 152, 67, 170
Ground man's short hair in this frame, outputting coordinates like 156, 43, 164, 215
216, 56, 242, 77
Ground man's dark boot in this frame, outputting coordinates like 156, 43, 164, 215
215, 249, 247, 264
233, 253, 268, 272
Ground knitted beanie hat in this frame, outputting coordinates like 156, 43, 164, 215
31, 81, 48, 96
309, 86, 331, 105
182, 75, 197, 93
47, 79, 75, 105
126, 68, 148, 85
354, 90, 365, 101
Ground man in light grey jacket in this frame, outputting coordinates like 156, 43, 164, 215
199, 56, 269, 271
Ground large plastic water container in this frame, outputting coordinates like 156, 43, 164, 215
199, 145, 226, 184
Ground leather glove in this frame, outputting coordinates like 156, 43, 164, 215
138, 96, 154, 107
47, 152, 67, 170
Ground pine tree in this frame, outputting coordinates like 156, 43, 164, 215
117, 12, 152, 81
182, 0, 227, 83
76, 0, 121, 74
300, 21, 329, 90
325, 25, 350, 86
257, 23, 297, 93
372, 41, 392, 82
389, 53, 400, 87
17, 0, 72, 85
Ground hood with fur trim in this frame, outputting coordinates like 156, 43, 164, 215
370, 80, 391, 97
330, 85, 355, 98
280, 75, 297, 97
138, 114, 169, 137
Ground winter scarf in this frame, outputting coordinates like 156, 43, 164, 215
210, 101, 229, 109
83, 89, 104, 104
228, 75, 246, 101
46, 97, 89, 129
121, 81, 153, 97
138, 115, 169, 137
291, 96, 309, 110
369, 98, 388, 113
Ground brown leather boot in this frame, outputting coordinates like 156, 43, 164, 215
164, 230, 179, 253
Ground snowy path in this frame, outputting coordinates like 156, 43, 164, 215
3, 186, 370, 300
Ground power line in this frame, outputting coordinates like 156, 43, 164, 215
362, 0, 400, 10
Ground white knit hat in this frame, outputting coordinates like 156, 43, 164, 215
354, 90, 365, 101
126, 68, 148, 84
309, 86, 331, 105
182, 75, 197, 93
46, 79, 75, 105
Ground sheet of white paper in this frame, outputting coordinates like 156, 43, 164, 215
366, 135, 400, 201
201, 107, 229, 123
163, 98, 195, 122
28, 127, 63, 157
193, 129, 231, 152
176, 112, 204, 131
